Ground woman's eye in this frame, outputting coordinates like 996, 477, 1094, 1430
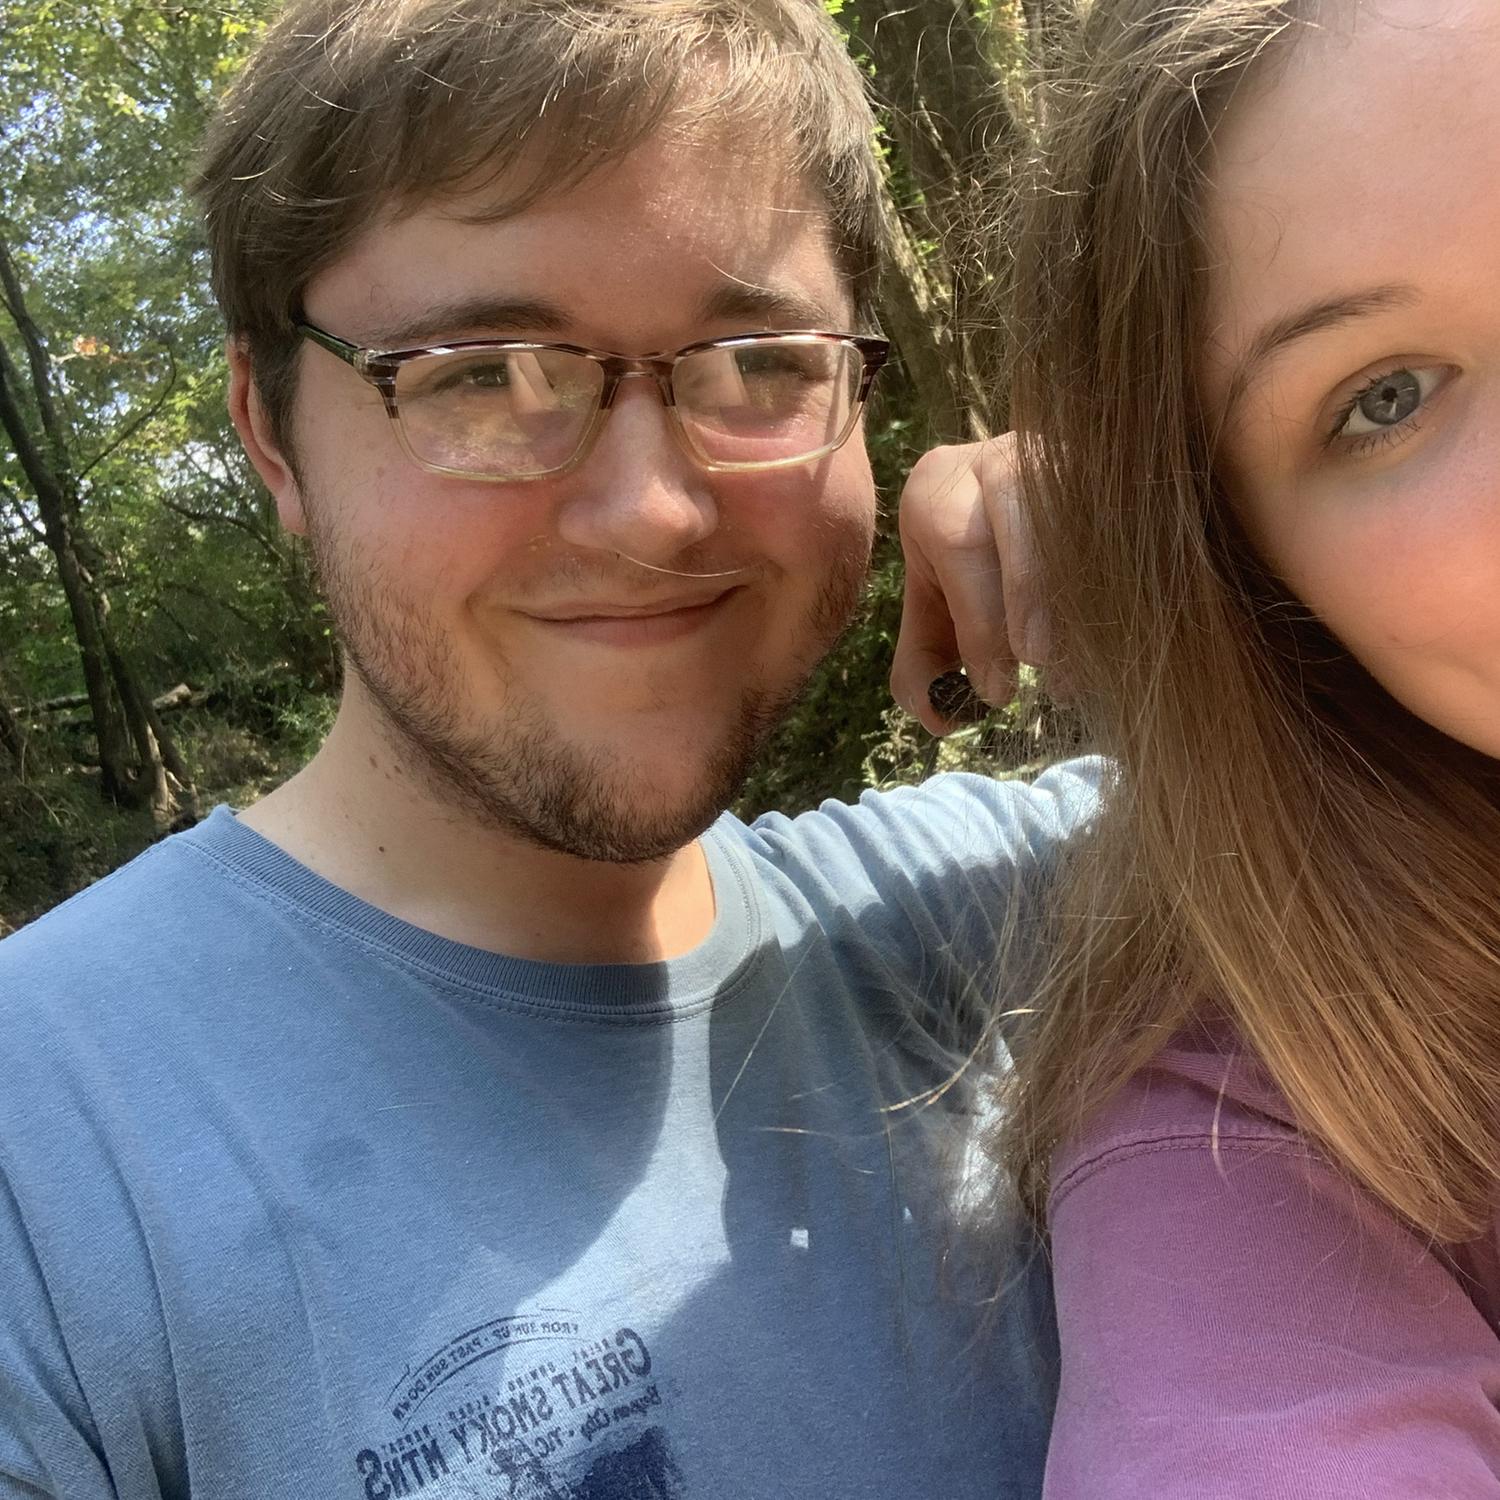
1331, 364, 1451, 443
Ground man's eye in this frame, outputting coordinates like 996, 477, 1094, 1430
410, 357, 516, 400
449, 361, 512, 391
735, 348, 822, 380
1331, 364, 1452, 442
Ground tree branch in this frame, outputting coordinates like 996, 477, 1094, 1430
0, 233, 74, 474
180, 440, 247, 504
159, 492, 289, 570
160, 578, 261, 631
77, 344, 178, 481
0, 331, 74, 520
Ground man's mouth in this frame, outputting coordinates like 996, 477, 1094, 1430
519, 586, 744, 644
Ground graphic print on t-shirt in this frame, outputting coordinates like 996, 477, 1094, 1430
351, 1311, 684, 1499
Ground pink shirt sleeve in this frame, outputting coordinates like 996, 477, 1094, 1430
1045, 1035, 1500, 1498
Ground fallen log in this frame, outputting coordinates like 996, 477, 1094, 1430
13, 683, 194, 722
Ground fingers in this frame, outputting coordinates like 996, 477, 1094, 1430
977, 435, 1076, 699
891, 441, 1020, 735
891, 559, 966, 736
975, 434, 1049, 669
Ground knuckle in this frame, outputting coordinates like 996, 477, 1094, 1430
975, 433, 1022, 493
902, 442, 980, 500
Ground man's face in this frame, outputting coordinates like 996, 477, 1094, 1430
266, 130, 877, 861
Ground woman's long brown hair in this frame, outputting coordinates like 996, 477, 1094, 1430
996, 0, 1500, 1241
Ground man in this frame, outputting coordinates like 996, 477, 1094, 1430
0, 2, 1085, 1496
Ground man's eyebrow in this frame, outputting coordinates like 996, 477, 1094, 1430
367, 296, 570, 349
363, 283, 846, 350
1220, 283, 1422, 417
701, 281, 846, 329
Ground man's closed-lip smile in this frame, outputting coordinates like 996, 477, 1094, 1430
521, 586, 744, 644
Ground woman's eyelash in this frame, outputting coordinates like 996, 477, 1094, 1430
1334, 415, 1426, 459
1326, 391, 1361, 442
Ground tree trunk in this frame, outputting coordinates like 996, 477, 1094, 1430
0, 367, 134, 797
0, 693, 24, 771
850, 0, 1025, 233
875, 199, 977, 445
847, 0, 1029, 437
0, 234, 193, 821
1021, 0, 1065, 71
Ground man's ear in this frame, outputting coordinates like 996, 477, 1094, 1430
226, 339, 307, 536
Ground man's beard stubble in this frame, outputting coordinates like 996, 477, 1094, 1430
307, 520, 869, 865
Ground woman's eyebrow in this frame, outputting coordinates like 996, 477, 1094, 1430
1221, 282, 1421, 417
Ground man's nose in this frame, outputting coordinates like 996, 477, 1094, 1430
553, 376, 719, 563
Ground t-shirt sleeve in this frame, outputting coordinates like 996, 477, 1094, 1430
1045, 1044, 1500, 1499
0, 1395, 108, 1500
0, 1173, 116, 1500
742, 757, 1103, 1053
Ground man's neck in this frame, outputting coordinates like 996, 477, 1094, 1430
235, 714, 717, 967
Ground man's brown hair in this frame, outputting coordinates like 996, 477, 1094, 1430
194, 0, 886, 453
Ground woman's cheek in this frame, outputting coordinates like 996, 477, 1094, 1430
1282, 477, 1500, 754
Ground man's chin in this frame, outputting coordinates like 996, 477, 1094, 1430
373, 694, 781, 866
511, 737, 762, 865
515, 793, 724, 866
490, 677, 804, 863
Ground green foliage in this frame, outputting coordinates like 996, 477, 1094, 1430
0, 688, 333, 934
0, 0, 286, 698
0, 773, 156, 937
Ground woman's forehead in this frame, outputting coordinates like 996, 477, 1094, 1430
1198, 0, 1500, 404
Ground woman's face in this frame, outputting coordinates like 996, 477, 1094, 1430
1200, 0, 1500, 758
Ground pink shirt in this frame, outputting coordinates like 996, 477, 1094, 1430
1046, 1029, 1500, 1497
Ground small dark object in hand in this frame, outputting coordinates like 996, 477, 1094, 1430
927, 669, 988, 725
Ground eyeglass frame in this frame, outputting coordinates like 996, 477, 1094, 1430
296, 321, 891, 481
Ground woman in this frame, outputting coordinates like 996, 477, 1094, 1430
995, 0, 1500, 1492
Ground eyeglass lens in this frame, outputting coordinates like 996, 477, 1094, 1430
392, 338, 863, 477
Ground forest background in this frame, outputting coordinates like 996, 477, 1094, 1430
0, 0, 1056, 933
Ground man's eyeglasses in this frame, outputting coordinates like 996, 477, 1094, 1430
297, 323, 891, 482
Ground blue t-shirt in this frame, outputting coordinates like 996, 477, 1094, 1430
0, 764, 1096, 1499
